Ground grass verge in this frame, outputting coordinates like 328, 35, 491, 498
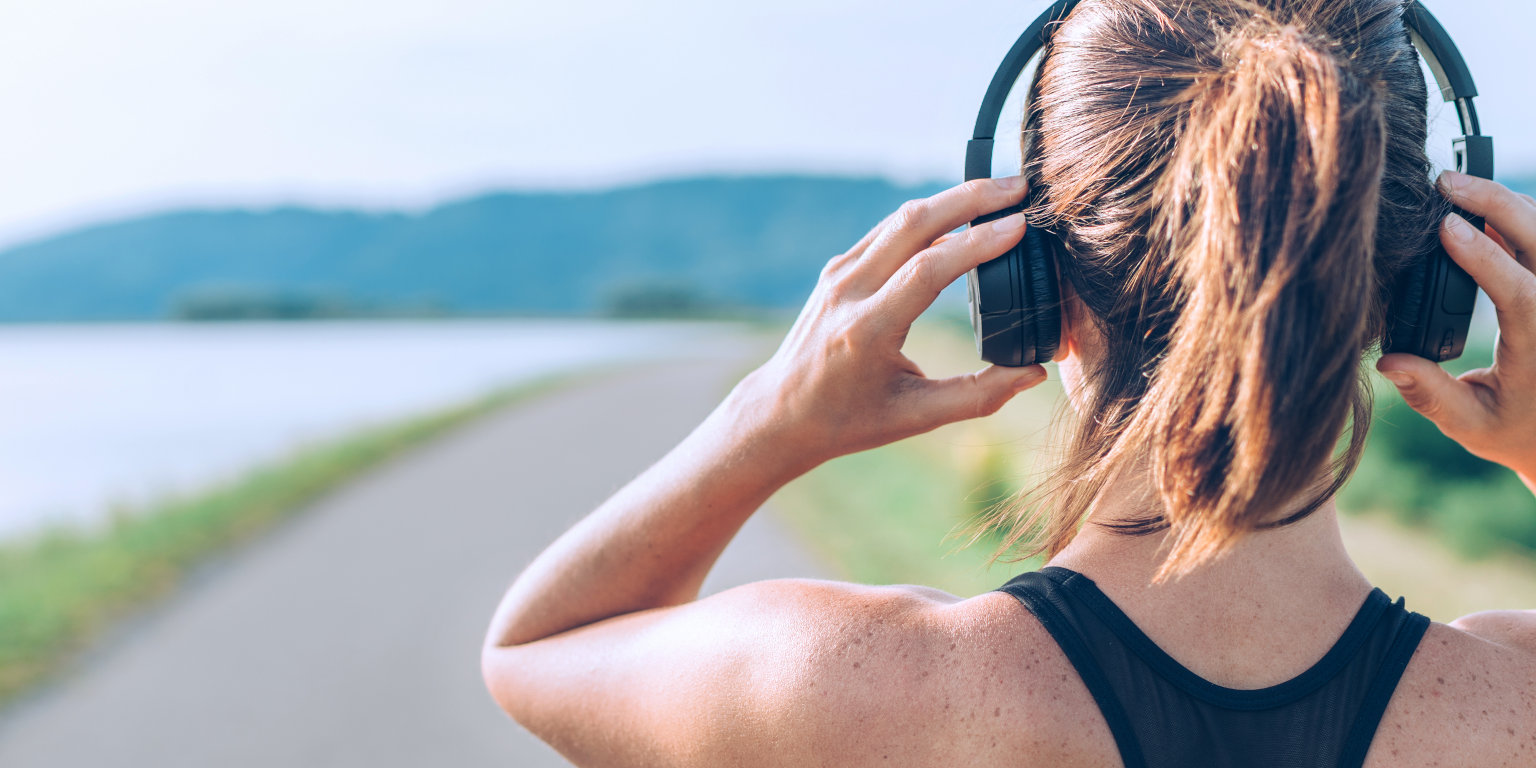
0, 373, 572, 710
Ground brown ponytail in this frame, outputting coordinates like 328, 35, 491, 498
974, 0, 1447, 579
1141, 25, 1384, 575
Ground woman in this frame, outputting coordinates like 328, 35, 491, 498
482, 1, 1536, 765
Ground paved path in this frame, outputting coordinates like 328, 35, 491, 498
0, 354, 829, 767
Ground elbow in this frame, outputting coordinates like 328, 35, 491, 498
481, 608, 545, 724
480, 607, 522, 713
479, 644, 501, 706
480, 643, 524, 721
481, 645, 564, 753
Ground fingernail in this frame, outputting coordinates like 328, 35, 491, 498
1439, 170, 1467, 186
1445, 213, 1475, 242
992, 213, 1026, 234
1382, 371, 1413, 388
996, 176, 1026, 190
1016, 367, 1047, 388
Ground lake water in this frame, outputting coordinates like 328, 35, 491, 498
0, 319, 745, 539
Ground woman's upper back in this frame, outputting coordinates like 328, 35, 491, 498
806, 578, 1536, 768
994, 568, 1536, 767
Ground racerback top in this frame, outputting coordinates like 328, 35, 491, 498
996, 567, 1430, 768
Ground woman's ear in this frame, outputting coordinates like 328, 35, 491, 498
1054, 278, 1080, 363
1054, 280, 1095, 412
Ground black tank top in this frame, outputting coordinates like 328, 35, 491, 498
996, 567, 1430, 768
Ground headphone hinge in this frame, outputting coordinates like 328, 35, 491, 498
1453, 135, 1494, 179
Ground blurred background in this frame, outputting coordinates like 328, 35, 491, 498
0, 1, 1533, 765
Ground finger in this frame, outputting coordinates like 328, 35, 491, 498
1487, 225, 1516, 258
1376, 353, 1491, 436
825, 223, 968, 287
1486, 224, 1534, 274
874, 213, 1027, 325
1439, 172, 1536, 257
1441, 214, 1536, 341
912, 364, 1048, 428
821, 210, 901, 280
929, 231, 960, 249
851, 177, 1027, 292
846, 210, 899, 262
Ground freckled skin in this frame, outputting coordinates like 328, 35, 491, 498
1366, 621, 1536, 767
486, 561, 1536, 767
842, 590, 1536, 768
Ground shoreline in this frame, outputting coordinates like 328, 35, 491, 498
0, 318, 749, 539
0, 371, 578, 711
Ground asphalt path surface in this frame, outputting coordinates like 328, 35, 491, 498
0, 354, 829, 767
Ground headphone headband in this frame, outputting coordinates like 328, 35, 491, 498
963, 0, 1494, 366
966, 0, 1489, 182
969, 0, 1080, 144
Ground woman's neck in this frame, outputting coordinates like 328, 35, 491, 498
1044, 473, 1376, 688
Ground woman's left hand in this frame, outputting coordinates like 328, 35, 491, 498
727, 176, 1049, 471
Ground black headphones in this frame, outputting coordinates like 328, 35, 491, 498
965, 0, 1495, 367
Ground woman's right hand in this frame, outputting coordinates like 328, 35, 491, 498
1377, 171, 1536, 491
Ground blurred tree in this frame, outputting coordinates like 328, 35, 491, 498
600, 281, 717, 319
171, 285, 446, 320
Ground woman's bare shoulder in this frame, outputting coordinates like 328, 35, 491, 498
1448, 609, 1536, 655
1370, 617, 1536, 767
766, 580, 1116, 768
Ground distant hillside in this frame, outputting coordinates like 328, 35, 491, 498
2, 173, 1529, 323
0, 176, 947, 322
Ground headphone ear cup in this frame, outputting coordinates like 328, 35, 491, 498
968, 206, 1036, 367
969, 239, 1033, 367
1385, 225, 1479, 361
1385, 254, 1429, 356
1020, 226, 1062, 365
968, 210, 1068, 367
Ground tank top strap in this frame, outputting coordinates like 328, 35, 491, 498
996, 569, 1150, 768
1336, 601, 1431, 767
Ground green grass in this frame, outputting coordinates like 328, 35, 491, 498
0, 374, 571, 709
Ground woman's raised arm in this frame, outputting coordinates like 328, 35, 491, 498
478, 177, 1050, 766
481, 175, 1043, 650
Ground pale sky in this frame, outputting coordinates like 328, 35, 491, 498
0, 0, 1529, 247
